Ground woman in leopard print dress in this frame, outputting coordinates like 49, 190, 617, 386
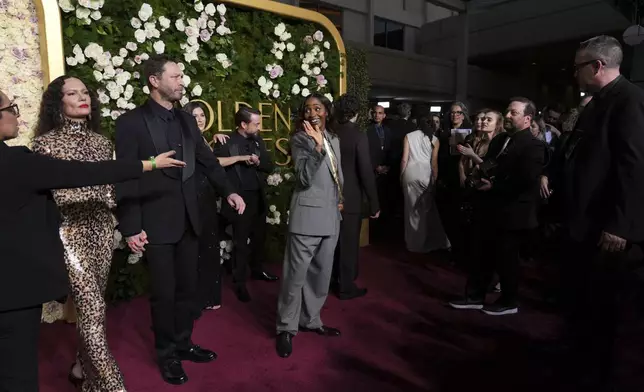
32, 76, 126, 392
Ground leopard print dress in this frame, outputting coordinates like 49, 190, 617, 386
32, 119, 125, 392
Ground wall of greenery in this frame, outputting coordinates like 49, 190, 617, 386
56, 0, 369, 303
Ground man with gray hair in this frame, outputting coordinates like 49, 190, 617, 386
558, 35, 644, 389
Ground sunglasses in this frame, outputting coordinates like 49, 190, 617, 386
0, 104, 20, 117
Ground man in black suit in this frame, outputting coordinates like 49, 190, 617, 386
331, 95, 380, 299
214, 107, 278, 303
115, 55, 246, 385
0, 89, 183, 392
449, 97, 544, 316
557, 35, 644, 389
366, 105, 391, 240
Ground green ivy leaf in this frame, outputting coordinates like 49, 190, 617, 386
65, 26, 75, 38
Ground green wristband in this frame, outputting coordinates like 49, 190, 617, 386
149, 156, 156, 169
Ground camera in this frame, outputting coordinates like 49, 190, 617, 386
465, 159, 499, 189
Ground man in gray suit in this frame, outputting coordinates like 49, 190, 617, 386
276, 94, 343, 358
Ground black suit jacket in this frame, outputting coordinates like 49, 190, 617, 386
336, 122, 379, 215
483, 128, 545, 230
214, 133, 274, 220
0, 142, 142, 312
562, 76, 644, 243
387, 118, 417, 168
366, 123, 392, 171
115, 99, 234, 244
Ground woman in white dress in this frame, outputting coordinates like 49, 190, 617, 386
401, 118, 451, 253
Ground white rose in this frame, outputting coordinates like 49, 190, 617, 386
204, 3, 216, 16
184, 52, 198, 63
115, 72, 131, 86
269, 205, 277, 212
301, 88, 310, 97
215, 53, 227, 62
66, 56, 78, 66
140, 53, 149, 60
187, 18, 198, 27
118, 48, 128, 57
153, 41, 165, 54
324, 41, 331, 49
194, 2, 204, 12
313, 67, 321, 75
75, 52, 86, 64
185, 26, 199, 37
258, 76, 267, 87
134, 29, 147, 43
192, 85, 202, 97
73, 44, 83, 57
98, 91, 110, 104
180, 96, 189, 106
182, 74, 191, 87
90, 10, 101, 20
101, 108, 111, 118
116, 98, 128, 109
291, 84, 300, 95
158, 16, 171, 30
175, 19, 185, 32
216, 4, 226, 15
178, 63, 185, 71
260, 86, 271, 96
325, 93, 334, 102
124, 86, 134, 100
103, 65, 116, 78
287, 43, 295, 52
58, 0, 75, 13
274, 23, 286, 37
126, 42, 137, 51
142, 86, 150, 94
221, 59, 232, 69
318, 52, 325, 62
187, 36, 198, 46
313, 30, 324, 41
299, 76, 308, 86
93, 70, 103, 82
321, 62, 328, 69
305, 69, 313, 76
131, 17, 142, 29
265, 64, 273, 72
133, 72, 140, 79
75, 7, 90, 20
301, 64, 309, 71
126, 103, 136, 110
110, 110, 121, 120
207, 20, 216, 29
275, 51, 283, 60
280, 32, 291, 42
111, 56, 124, 67
138, 3, 153, 22
215, 25, 228, 36
273, 90, 280, 99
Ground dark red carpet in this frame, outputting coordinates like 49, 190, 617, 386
39, 244, 569, 391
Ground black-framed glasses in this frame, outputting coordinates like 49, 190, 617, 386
573, 59, 603, 72
0, 104, 19, 117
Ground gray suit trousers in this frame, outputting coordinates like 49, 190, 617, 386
276, 232, 339, 335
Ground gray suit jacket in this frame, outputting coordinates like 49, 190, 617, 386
288, 130, 343, 237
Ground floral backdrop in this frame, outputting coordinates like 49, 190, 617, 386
54, 0, 342, 304
0, 0, 45, 147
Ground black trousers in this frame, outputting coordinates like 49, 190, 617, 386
466, 227, 527, 305
333, 212, 362, 294
197, 190, 222, 310
146, 229, 199, 362
0, 305, 42, 392
230, 191, 266, 285
561, 237, 644, 387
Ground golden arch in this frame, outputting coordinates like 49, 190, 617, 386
35, 0, 347, 94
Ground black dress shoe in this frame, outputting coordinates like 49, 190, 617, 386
299, 325, 341, 337
251, 271, 279, 281
338, 288, 367, 300
276, 332, 293, 358
235, 285, 251, 302
177, 345, 217, 363
159, 359, 188, 385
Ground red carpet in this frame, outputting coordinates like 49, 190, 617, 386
39, 244, 568, 392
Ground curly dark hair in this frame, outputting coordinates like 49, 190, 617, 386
34, 75, 101, 137
333, 94, 360, 124
295, 92, 335, 136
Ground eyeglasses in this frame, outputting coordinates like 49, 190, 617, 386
0, 103, 19, 117
573, 59, 603, 72
451, 111, 463, 115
